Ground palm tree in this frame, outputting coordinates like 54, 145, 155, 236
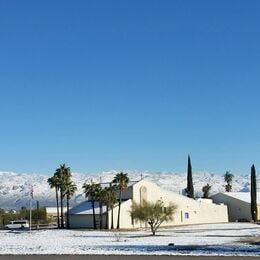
95, 184, 104, 229
82, 181, 101, 229
202, 183, 212, 198
55, 164, 72, 228
101, 187, 110, 229
224, 171, 234, 192
96, 185, 118, 229
112, 172, 129, 229
108, 184, 117, 229
47, 175, 60, 228
65, 181, 77, 229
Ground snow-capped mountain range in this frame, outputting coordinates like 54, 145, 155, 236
0, 170, 253, 209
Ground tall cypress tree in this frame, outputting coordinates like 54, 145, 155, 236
187, 155, 194, 199
251, 164, 257, 222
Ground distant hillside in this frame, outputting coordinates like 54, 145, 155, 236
0, 171, 251, 209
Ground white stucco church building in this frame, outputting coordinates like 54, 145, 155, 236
211, 192, 260, 222
69, 179, 228, 229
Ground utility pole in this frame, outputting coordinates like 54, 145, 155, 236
29, 186, 33, 232
36, 200, 39, 229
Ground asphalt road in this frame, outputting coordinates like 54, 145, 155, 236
0, 256, 257, 260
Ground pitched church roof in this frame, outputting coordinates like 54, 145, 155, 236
213, 192, 260, 204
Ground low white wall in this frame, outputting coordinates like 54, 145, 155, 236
70, 214, 107, 229
69, 215, 93, 228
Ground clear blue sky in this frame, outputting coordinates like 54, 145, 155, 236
0, 1, 259, 175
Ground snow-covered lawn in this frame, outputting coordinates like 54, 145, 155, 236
0, 223, 260, 256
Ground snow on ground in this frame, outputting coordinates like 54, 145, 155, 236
0, 223, 260, 256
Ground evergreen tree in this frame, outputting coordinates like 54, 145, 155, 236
251, 164, 258, 222
186, 155, 194, 198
